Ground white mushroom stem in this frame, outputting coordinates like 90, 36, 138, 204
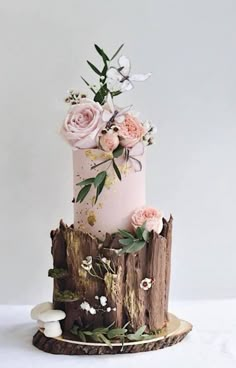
37, 320, 44, 328
43, 321, 62, 338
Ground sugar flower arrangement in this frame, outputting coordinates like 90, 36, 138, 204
61, 44, 157, 203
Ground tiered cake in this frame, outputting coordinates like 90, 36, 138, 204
31, 44, 192, 355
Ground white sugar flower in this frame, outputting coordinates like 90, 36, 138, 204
95, 296, 99, 300
140, 278, 153, 291
106, 56, 151, 92
112, 307, 117, 311
106, 307, 111, 312
100, 296, 107, 307
89, 307, 96, 315
81, 256, 93, 271
80, 301, 91, 311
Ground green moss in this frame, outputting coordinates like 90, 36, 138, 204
54, 290, 80, 302
48, 268, 68, 279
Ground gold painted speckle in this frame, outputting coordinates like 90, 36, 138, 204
87, 211, 96, 226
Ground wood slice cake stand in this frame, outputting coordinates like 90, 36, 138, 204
33, 313, 192, 355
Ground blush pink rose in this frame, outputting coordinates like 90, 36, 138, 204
119, 114, 145, 148
99, 131, 120, 152
131, 207, 163, 234
61, 98, 103, 149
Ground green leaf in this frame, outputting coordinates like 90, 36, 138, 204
118, 229, 134, 239
111, 43, 124, 60
97, 333, 112, 348
94, 44, 109, 62
119, 238, 134, 246
113, 160, 121, 180
94, 84, 108, 104
101, 64, 108, 77
94, 171, 107, 188
78, 331, 86, 342
76, 177, 94, 186
93, 326, 109, 334
81, 76, 96, 94
83, 331, 93, 336
142, 230, 150, 242
95, 175, 107, 203
87, 60, 102, 76
127, 325, 147, 341
119, 240, 146, 254
111, 91, 122, 97
135, 226, 143, 240
113, 145, 124, 158
107, 328, 127, 339
76, 184, 91, 203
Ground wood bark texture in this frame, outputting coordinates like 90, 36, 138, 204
50, 217, 173, 334
32, 318, 192, 355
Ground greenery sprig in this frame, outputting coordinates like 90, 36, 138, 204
76, 146, 124, 204
118, 223, 150, 254
81, 44, 124, 104
71, 322, 160, 349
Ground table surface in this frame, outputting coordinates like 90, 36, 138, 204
0, 299, 235, 368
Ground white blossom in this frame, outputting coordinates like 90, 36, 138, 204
89, 307, 96, 315
80, 301, 91, 311
106, 307, 111, 312
100, 296, 107, 307
140, 278, 153, 291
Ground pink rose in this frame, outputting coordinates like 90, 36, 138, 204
119, 114, 145, 148
61, 98, 103, 149
131, 207, 163, 234
99, 130, 120, 152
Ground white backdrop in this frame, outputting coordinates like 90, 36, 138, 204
0, 0, 235, 304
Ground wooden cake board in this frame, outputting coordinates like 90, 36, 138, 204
33, 313, 192, 355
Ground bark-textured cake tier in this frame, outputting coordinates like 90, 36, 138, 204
73, 149, 145, 238
50, 216, 173, 335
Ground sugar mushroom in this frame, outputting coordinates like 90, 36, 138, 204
30, 301, 53, 328
38, 309, 66, 338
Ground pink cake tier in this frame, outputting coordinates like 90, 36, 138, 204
73, 148, 145, 237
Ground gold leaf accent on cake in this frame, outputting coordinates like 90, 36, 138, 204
85, 150, 113, 161
119, 162, 130, 175
87, 211, 96, 226
105, 175, 116, 189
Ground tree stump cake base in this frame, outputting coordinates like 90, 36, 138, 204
33, 313, 192, 355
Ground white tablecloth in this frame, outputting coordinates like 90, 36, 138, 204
0, 299, 235, 368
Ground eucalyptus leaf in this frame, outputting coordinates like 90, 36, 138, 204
94, 171, 107, 188
76, 177, 94, 186
127, 325, 147, 341
142, 229, 150, 242
94, 84, 108, 104
120, 240, 146, 254
87, 60, 102, 76
119, 238, 134, 246
98, 333, 112, 348
107, 328, 127, 339
118, 229, 134, 239
78, 331, 86, 342
95, 175, 107, 203
111, 91, 122, 97
83, 331, 93, 336
76, 184, 91, 203
93, 326, 109, 334
135, 226, 143, 240
113, 145, 124, 158
113, 160, 121, 180
94, 44, 109, 62
81, 76, 96, 94
111, 43, 124, 60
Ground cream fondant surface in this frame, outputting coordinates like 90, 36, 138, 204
73, 149, 145, 238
